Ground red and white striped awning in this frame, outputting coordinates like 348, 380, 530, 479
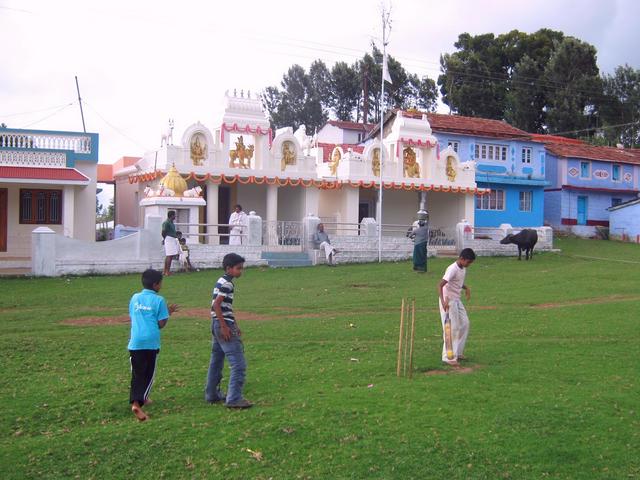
0, 166, 90, 185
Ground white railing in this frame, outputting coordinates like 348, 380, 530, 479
0, 150, 67, 168
0, 132, 92, 154
174, 222, 245, 243
263, 220, 304, 249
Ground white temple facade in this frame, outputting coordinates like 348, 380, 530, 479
113, 91, 486, 245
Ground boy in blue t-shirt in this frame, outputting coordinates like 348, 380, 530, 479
128, 269, 178, 421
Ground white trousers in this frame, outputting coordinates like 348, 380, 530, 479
229, 226, 243, 245
439, 299, 469, 362
319, 241, 336, 262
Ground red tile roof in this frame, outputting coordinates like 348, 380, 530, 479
424, 112, 529, 139
0, 166, 90, 182
530, 134, 585, 145
367, 110, 530, 140
317, 143, 364, 162
544, 143, 640, 165
327, 120, 375, 132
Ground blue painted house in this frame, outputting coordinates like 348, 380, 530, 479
608, 198, 640, 242
542, 141, 640, 237
0, 127, 100, 267
426, 113, 547, 228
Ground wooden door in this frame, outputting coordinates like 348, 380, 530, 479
577, 196, 588, 225
0, 189, 7, 252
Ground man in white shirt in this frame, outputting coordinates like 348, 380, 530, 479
437, 248, 476, 366
228, 204, 247, 246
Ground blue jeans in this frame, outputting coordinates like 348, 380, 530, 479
205, 319, 246, 404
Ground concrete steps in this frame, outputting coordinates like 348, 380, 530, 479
261, 251, 312, 268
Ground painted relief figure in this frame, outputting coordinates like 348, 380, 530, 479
190, 134, 207, 166
330, 147, 341, 176
403, 146, 420, 178
281, 141, 296, 171
229, 136, 255, 169
446, 155, 457, 182
372, 148, 381, 177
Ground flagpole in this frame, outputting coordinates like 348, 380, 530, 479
377, 8, 388, 263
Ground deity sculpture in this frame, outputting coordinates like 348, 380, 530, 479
330, 147, 341, 176
403, 147, 420, 178
446, 155, 457, 182
371, 148, 381, 177
281, 141, 296, 171
190, 134, 207, 166
229, 135, 254, 168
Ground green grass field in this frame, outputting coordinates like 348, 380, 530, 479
1, 238, 638, 479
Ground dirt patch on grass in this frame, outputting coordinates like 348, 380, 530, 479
60, 307, 325, 326
424, 364, 482, 376
530, 294, 640, 309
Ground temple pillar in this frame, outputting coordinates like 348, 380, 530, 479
206, 182, 219, 245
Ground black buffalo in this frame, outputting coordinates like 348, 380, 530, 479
500, 229, 538, 260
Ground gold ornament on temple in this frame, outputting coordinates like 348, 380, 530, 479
372, 148, 381, 176
403, 147, 420, 178
281, 141, 296, 171
190, 134, 207, 166
159, 163, 188, 196
446, 155, 457, 182
330, 147, 341, 176
229, 135, 254, 169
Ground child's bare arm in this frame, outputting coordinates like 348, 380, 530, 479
158, 304, 178, 329
213, 296, 232, 341
462, 285, 471, 301
438, 279, 449, 311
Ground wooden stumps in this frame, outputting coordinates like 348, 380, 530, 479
397, 297, 416, 378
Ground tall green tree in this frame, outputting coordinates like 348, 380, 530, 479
544, 37, 602, 136
262, 45, 438, 128
260, 64, 328, 131
439, 29, 606, 135
601, 64, 640, 146
330, 61, 360, 120
438, 33, 507, 119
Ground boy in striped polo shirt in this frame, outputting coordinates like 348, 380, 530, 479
205, 253, 253, 408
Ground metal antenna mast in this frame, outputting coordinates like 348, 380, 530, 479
75, 76, 86, 133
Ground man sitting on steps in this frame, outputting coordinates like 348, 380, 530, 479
312, 223, 339, 266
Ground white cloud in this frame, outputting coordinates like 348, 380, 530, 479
1, 0, 638, 174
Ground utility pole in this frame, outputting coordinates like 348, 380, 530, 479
75, 76, 86, 133
378, 4, 391, 263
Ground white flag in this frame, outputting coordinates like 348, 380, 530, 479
382, 52, 392, 84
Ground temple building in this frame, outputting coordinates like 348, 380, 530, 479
107, 91, 486, 245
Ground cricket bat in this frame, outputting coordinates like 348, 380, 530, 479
444, 311, 454, 360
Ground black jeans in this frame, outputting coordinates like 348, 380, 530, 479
129, 349, 159, 405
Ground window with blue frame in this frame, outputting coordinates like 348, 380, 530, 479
476, 190, 505, 210
612, 164, 621, 181
580, 161, 590, 178
521, 147, 531, 164
519, 191, 532, 211
448, 140, 459, 153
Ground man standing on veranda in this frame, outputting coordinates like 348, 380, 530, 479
162, 211, 179, 276
228, 204, 247, 246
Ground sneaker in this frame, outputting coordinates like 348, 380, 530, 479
225, 399, 253, 409
207, 396, 226, 404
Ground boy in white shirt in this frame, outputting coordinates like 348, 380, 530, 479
438, 248, 476, 366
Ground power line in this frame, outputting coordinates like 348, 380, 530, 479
0, 101, 76, 119
83, 101, 150, 151
19, 103, 75, 128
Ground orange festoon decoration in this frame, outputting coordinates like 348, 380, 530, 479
128, 170, 490, 194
